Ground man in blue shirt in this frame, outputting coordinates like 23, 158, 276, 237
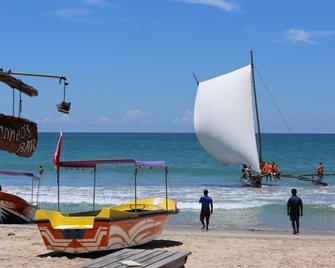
287, 188, 303, 234
199, 189, 213, 230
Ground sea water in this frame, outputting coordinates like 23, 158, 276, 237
0, 133, 334, 231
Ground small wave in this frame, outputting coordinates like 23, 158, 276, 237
176, 201, 268, 210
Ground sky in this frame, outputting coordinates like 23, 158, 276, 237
0, 0, 335, 133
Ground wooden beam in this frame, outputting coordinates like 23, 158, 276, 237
0, 69, 38, 97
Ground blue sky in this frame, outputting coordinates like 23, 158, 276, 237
0, 0, 334, 133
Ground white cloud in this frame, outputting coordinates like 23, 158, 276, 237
173, 110, 193, 125
284, 28, 335, 44
83, 0, 108, 6
177, 0, 240, 12
96, 116, 112, 124
122, 109, 146, 122
54, 8, 91, 21
37, 115, 80, 124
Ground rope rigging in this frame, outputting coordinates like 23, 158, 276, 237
255, 66, 294, 134
254, 65, 313, 169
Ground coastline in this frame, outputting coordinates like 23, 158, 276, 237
1, 224, 335, 267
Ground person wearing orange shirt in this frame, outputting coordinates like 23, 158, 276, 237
261, 162, 271, 181
316, 162, 324, 181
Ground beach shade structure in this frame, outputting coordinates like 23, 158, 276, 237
0, 69, 38, 97
57, 159, 169, 212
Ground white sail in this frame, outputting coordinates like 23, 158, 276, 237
194, 64, 260, 171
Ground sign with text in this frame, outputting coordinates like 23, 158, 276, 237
0, 114, 38, 157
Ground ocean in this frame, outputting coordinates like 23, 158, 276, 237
1, 133, 334, 231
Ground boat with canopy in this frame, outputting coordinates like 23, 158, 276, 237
34, 134, 178, 254
194, 51, 328, 187
0, 170, 40, 223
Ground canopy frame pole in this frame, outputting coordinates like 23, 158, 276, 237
36, 177, 40, 205
165, 167, 168, 212
31, 177, 34, 204
134, 168, 138, 213
57, 168, 60, 211
93, 167, 96, 211
250, 50, 263, 163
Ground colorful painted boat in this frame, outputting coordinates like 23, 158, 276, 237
35, 134, 178, 253
35, 196, 177, 253
0, 170, 40, 224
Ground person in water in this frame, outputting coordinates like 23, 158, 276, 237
287, 188, 303, 234
39, 165, 44, 176
316, 162, 324, 181
241, 164, 251, 181
271, 162, 280, 180
261, 162, 272, 181
199, 189, 213, 230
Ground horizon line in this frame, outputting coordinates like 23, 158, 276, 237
37, 131, 335, 135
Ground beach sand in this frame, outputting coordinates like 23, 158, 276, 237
0, 224, 335, 267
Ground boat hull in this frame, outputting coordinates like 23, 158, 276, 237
0, 192, 36, 224
36, 213, 171, 254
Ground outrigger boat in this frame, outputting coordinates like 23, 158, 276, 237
34, 135, 178, 254
193, 51, 329, 187
0, 170, 40, 224
194, 51, 265, 187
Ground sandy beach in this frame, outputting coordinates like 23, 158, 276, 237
1, 224, 335, 268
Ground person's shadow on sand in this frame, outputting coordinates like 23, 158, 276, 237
37, 239, 183, 260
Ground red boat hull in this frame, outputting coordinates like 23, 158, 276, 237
0, 192, 36, 224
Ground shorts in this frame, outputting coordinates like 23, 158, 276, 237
200, 210, 211, 221
290, 215, 300, 222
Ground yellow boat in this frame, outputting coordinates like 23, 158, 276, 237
34, 134, 178, 253
35, 196, 177, 253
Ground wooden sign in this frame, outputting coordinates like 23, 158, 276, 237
0, 114, 38, 157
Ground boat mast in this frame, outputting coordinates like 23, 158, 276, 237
250, 50, 263, 163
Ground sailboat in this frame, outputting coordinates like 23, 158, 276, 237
34, 133, 179, 254
194, 51, 266, 187
0, 170, 40, 223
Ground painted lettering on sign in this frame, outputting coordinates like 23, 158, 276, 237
0, 114, 38, 157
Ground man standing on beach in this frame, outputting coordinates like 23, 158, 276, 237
199, 189, 213, 230
287, 188, 303, 234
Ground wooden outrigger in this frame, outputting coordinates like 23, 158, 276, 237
280, 173, 328, 186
